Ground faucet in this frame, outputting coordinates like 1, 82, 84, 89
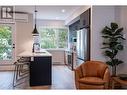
32, 43, 40, 53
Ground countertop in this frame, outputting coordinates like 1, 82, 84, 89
18, 50, 52, 57
65, 49, 77, 54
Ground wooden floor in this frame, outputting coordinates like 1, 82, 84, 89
0, 65, 75, 89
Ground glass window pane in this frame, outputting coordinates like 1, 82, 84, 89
0, 26, 12, 60
39, 27, 68, 49
58, 28, 68, 48
40, 28, 57, 49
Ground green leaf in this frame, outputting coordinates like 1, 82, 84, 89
116, 36, 126, 40
105, 50, 113, 58
106, 59, 123, 66
112, 59, 123, 65
109, 42, 118, 48
102, 36, 111, 38
116, 60, 123, 65
101, 47, 109, 49
114, 27, 123, 35
111, 22, 118, 30
106, 61, 113, 66
101, 28, 112, 35
109, 38, 118, 42
102, 42, 109, 45
113, 50, 118, 57
116, 45, 123, 50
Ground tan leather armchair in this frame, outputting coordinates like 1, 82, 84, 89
75, 61, 110, 89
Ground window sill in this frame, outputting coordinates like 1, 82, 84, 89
44, 48, 66, 51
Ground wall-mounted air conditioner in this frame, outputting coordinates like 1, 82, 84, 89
15, 13, 28, 22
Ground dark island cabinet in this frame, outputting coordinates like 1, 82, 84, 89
30, 56, 52, 86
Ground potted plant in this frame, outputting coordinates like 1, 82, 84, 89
101, 22, 126, 76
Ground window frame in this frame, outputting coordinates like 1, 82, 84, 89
39, 27, 69, 49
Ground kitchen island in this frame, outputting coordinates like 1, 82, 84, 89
18, 50, 52, 86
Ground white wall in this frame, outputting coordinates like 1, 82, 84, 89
36, 19, 65, 28
16, 14, 33, 58
91, 6, 115, 61
114, 6, 127, 74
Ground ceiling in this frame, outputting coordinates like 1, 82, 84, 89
15, 6, 82, 20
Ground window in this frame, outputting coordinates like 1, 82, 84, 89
39, 27, 68, 49
0, 26, 12, 60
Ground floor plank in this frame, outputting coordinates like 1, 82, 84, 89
0, 65, 75, 89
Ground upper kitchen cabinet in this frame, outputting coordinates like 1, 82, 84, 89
69, 20, 80, 32
68, 8, 91, 42
69, 20, 80, 42
80, 8, 90, 29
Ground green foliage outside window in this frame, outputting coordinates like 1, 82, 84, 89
58, 29, 68, 48
0, 26, 12, 60
39, 28, 68, 49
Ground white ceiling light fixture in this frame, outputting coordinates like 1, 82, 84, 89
55, 17, 60, 20
61, 9, 65, 13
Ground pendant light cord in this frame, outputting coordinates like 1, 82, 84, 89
32, 5, 39, 35
35, 6, 37, 26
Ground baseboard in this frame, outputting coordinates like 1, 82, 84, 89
52, 64, 66, 66
0, 64, 14, 71
52, 62, 65, 65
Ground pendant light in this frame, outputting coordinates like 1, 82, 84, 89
32, 6, 39, 36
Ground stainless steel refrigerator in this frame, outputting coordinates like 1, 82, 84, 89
76, 28, 88, 61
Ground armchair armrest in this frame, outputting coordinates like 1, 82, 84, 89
74, 66, 83, 89
103, 68, 110, 89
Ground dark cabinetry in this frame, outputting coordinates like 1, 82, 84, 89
65, 51, 73, 70
69, 20, 80, 32
69, 20, 80, 42
68, 8, 91, 67
80, 8, 90, 29
69, 8, 90, 42
65, 50, 77, 70
30, 56, 52, 86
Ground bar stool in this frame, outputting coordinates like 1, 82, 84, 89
13, 57, 30, 88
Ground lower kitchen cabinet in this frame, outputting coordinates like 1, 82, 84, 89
30, 56, 52, 86
64, 50, 77, 70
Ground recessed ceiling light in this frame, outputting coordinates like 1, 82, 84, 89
55, 17, 59, 19
61, 9, 65, 13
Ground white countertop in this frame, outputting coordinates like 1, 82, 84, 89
65, 49, 77, 54
18, 50, 52, 57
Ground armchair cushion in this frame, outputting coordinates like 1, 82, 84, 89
79, 77, 106, 85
